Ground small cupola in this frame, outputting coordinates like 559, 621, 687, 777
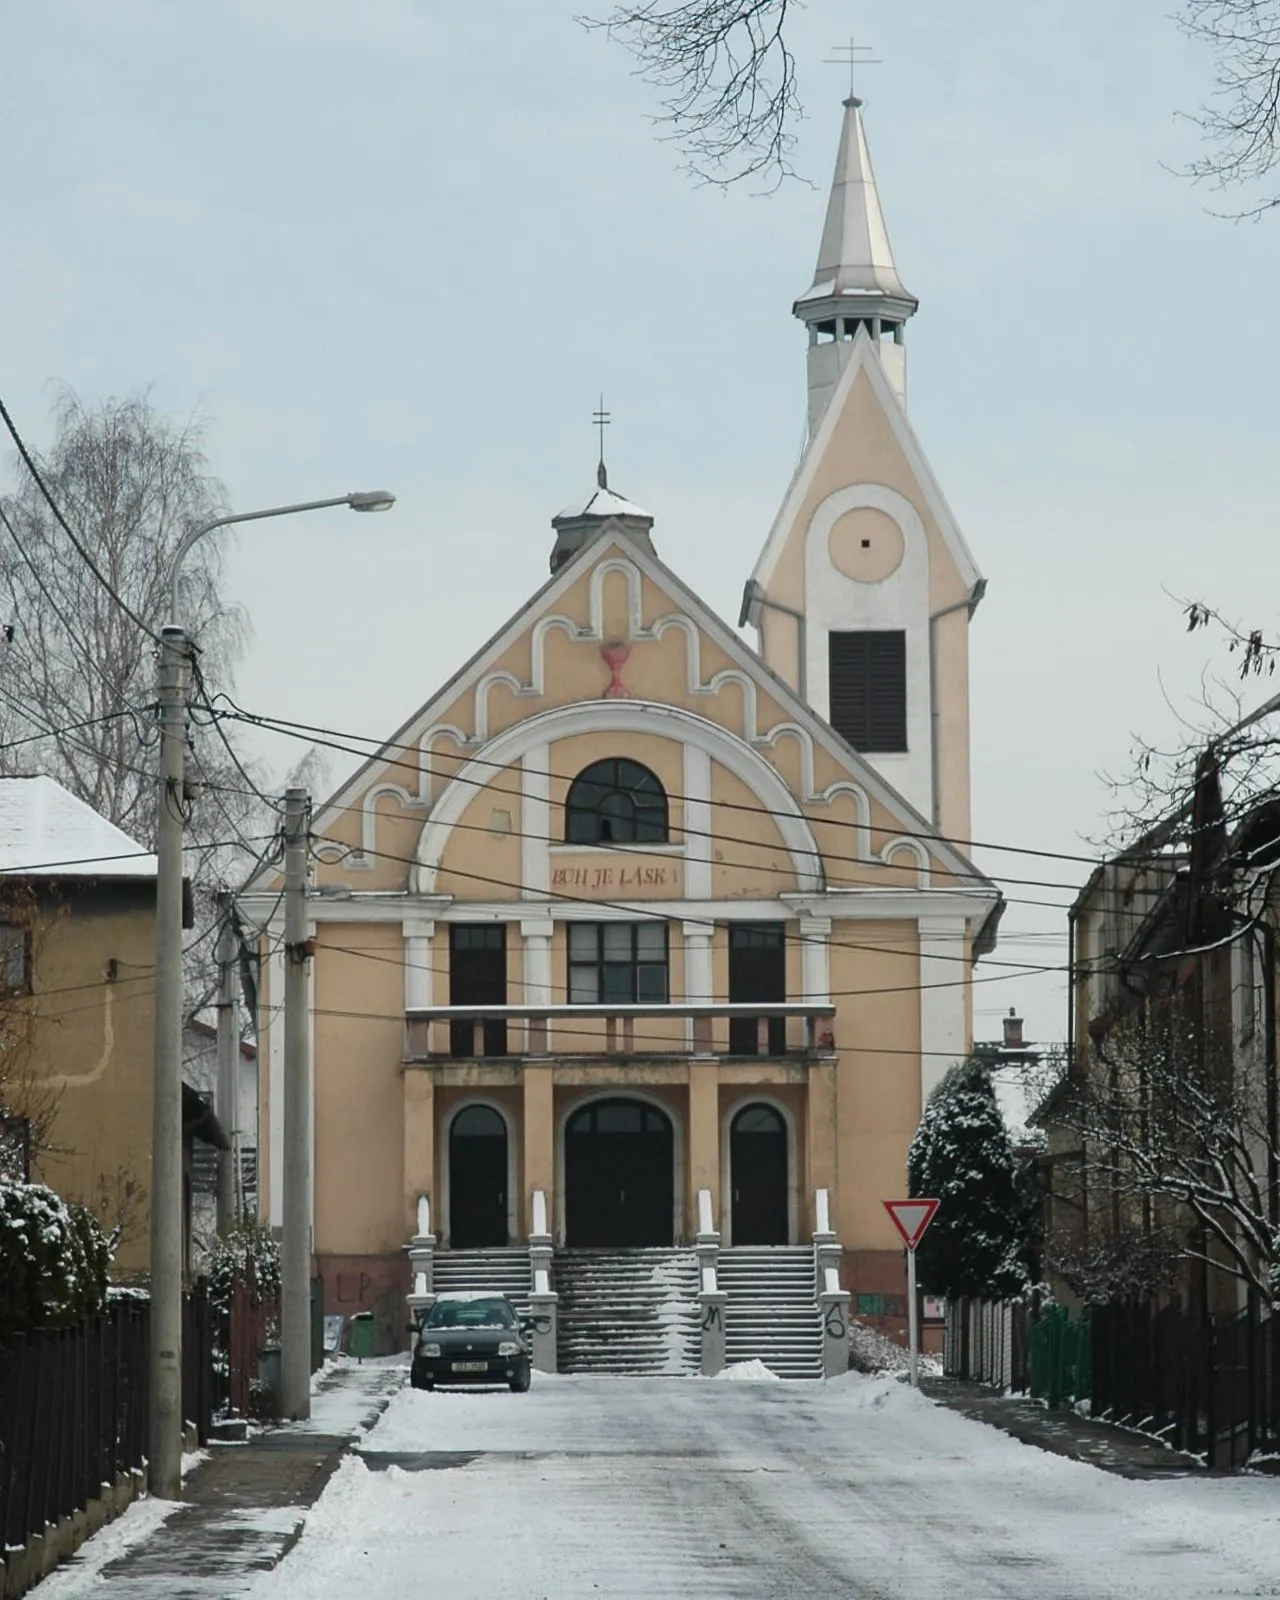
550, 458, 655, 573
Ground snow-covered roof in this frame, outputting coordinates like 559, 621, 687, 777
0, 775, 157, 878
554, 483, 653, 523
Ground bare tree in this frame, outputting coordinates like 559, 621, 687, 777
0, 391, 264, 872
580, 0, 801, 186
1180, 0, 1280, 215
1049, 1016, 1279, 1305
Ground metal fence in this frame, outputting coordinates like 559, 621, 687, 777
0, 1300, 149, 1551
945, 1293, 1280, 1469
1091, 1294, 1280, 1469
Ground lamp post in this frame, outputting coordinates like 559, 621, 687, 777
150, 489, 394, 1497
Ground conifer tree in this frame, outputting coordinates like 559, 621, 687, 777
907, 1057, 1032, 1300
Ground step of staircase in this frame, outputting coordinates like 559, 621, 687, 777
717, 1246, 823, 1380
431, 1248, 532, 1320
555, 1249, 699, 1376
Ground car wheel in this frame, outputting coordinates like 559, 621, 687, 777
509, 1368, 531, 1394
410, 1367, 433, 1391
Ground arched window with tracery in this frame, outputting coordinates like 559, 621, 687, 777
564, 758, 668, 844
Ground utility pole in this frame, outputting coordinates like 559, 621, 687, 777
280, 786, 314, 1420
149, 625, 188, 1498
215, 899, 240, 1235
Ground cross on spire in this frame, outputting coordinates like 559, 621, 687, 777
824, 36, 880, 104
593, 395, 611, 489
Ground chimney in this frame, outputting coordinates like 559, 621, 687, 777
1002, 1008, 1024, 1050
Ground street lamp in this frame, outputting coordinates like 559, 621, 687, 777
150, 489, 395, 1495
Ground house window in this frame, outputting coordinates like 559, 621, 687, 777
828, 630, 907, 752
0, 925, 30, 996
449, 924, 507, 1057
565, 759, 668, 844
729, 923, 786, 1055
568, 923, 669, 1004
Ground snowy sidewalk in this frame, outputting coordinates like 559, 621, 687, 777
922, 1376, 1208, 1478
34, 1357, 405, 1600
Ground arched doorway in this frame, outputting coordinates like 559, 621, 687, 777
448, 1104, 509, 1247
730, 1103, 789, 1245
565, 1098, 674, 1248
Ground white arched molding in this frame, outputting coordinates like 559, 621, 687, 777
441, 1097, 519, 1247
555, 1087, 685, 1246
919, 914, 967, 1106
316, 782, 428, 872
881, 836, 931, 889
682, 743, 713, 897
720, 1093, 801, 1247
803, 483, 933, 820
412, 701, 824, 895
521, 743, 551, 899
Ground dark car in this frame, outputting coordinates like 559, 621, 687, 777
409, 1292, 531, 1392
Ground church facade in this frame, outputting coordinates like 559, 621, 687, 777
241, 94, 999, 1357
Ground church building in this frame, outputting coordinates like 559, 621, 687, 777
240, 94, 1000, 1370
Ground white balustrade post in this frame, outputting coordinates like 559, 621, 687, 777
695, 1187, 726, 1376
528, 1187, 558, 1374
405, 1192, 436, 1324
813, 1188, 850, 1379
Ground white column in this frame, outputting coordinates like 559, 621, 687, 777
683, 919, 714, 1053
918, 915, 967, 1104
402, 918, 436, 1011
522, 743, 550, 899
682, 743, 712, 898
521, 917, 555, 1053
798, 915, 831, 1001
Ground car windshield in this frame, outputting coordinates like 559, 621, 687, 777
426, 1297, 516, 1330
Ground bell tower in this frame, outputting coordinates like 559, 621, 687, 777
794, 94, 917, 430
742, 96, 983, 841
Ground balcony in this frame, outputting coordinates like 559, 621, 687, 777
404, 1003, 837, 1065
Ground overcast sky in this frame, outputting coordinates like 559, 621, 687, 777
3, 0, 1278, 1045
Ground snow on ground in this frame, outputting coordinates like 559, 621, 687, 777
246, 1371, 1280, 1598
714, 1357, 781, 1381
848, 1316, 942, 1376
292, 1353, 406, 1435
32, 1495, 182, 1598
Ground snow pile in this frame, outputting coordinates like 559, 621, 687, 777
848, 1317, 941, 1377
825, 1370, 935, 1411
714, 1359, 780, 1382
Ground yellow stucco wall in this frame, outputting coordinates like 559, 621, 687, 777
23, 882, 157, 1278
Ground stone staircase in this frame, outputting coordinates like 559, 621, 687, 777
555, 1249, 700, 1376
431, 1248, 533, 1320
717, 1246, 823, 1379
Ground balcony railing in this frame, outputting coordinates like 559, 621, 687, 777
404, 1002, 837, 1063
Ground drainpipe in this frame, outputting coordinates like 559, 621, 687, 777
739, 580, 807, 702
929, 579, 987, 827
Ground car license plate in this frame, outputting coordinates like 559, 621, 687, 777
451, 1360, 487, 1373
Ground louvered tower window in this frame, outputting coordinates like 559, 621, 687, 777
828, 631, 907, 752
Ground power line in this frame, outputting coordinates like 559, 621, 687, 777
303, 828, 1110, 976
0, 394, 158, 640
211, 695, 1142, 874
216, 701, 1089, 898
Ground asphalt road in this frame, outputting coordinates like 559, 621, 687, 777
245, 1371, 1280, 1599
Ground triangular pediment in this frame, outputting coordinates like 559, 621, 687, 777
249, 526, 994, 899
750, 331, 982, 604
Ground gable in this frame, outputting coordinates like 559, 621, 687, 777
272, 530, 994, 903
750, 334, 982, 618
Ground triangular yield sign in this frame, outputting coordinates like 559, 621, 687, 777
883, 1198, 939, 1251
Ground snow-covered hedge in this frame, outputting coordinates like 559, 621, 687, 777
209, 1222, 281, 1314
0, 1179, 111, 1342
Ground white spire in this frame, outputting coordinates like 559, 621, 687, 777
795, 96, 916, 322
794, 97, 917, 426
